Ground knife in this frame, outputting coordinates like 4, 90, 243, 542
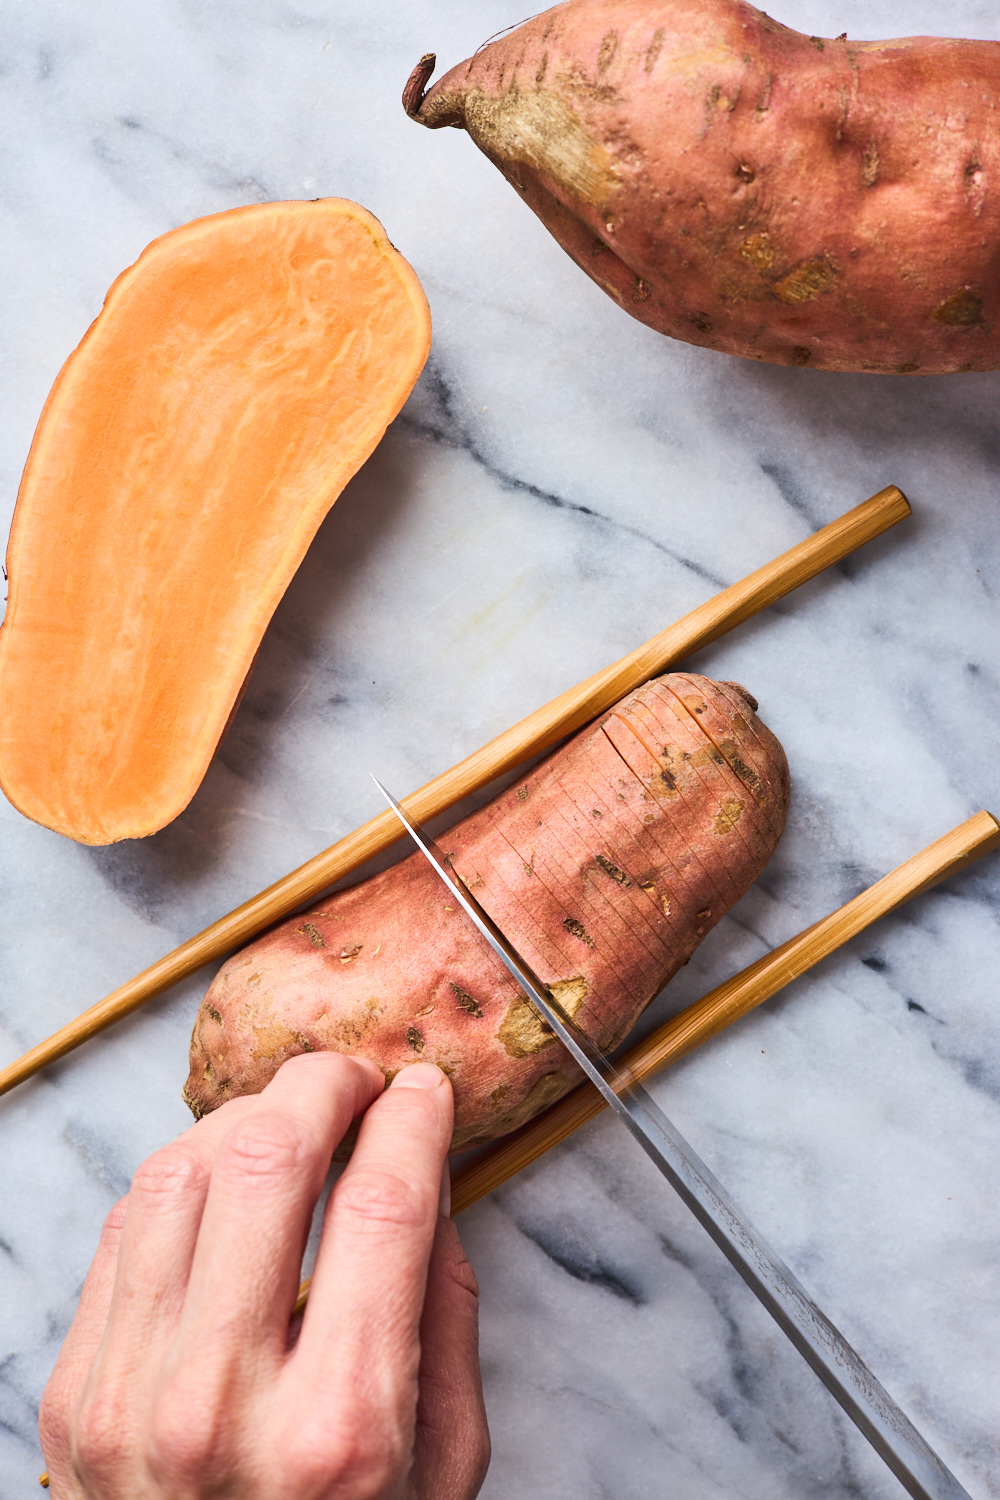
372, 774, 973, 1500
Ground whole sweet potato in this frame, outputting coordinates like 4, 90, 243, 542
185, 673, 788, 1149
405, 0, 1000, 373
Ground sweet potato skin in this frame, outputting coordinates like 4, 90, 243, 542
184, 673, 789, 1150
408, 0, 1000, 373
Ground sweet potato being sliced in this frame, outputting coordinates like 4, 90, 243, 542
0, 199, 431, 845
184, 672, 789, 1150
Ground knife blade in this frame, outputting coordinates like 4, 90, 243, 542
372, 774, 972, 1500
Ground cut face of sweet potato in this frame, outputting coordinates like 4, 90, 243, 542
0, 199, 431, 844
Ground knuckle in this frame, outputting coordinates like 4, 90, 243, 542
37, 1376, 72, 1459
130, 1147, 207, 1205
103, 1195, 130, 1234
334, 1167, 425, 1235
282, 1414, 401, 1496
146, 1381, 226, 1485
221, 1110, 308, 1178
469, 1427, 492, 1492
73, 1388, 126, 1476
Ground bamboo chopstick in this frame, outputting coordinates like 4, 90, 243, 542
1, 485, 909, 1099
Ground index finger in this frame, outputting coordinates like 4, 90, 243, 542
287, 1063, 453, 1453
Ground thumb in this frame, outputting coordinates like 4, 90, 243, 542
413, 1213, 490, 1500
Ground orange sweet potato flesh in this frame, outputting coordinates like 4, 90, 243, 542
184, 673, 789, 1151
0, 199, 431, 845
406, 0, 1000, 373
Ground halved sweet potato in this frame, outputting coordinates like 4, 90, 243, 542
0, 199, 431, 844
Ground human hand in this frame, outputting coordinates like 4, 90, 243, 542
39, 1052, 489, 1498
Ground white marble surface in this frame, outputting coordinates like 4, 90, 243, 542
1, 1, 999, 1494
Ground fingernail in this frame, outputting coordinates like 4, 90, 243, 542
391, 1061, 445, 1090
440, 1159, 452, 1218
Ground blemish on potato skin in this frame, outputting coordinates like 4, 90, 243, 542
421, 84, 617, 208
451, 982, 484, 1019
597, 30, 618, 75
297, 921, 325, 948
406, 1026, 425, 1054
740, 231, 779, 273
730, 755, 761, 792
595, 853, 631, 886
497, 994, 554, 1057
773, 258, 836, 304
753, 72, 772, 120
549, 975, 589, 1018
713, 796, 745, 834
964, 155, 985, 215
933, 286, 985, 326
656, 739, 721, 794
563, 916, 595, 947
644, 28, 664, 75
862, 139, 880, 188
250, 1017, 302, 1062
207, 1005, 223, 1025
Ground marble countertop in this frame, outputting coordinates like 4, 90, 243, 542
1, 2, 998, 1495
